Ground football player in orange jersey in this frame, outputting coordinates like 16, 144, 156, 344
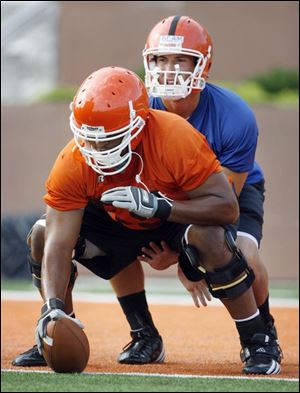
12, 66, 276, 373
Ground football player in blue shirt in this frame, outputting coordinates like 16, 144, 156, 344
140, 15, 282, 374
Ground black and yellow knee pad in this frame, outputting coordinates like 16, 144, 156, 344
178, 230, 255, 299
200, 252, 255, 299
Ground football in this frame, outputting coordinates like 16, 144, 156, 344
42, 317, 90, 373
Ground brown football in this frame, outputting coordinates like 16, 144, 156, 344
42, 317, 90, 373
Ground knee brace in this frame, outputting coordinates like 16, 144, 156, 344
202, 252, 255, 300
26, 215, 46, 246
27, 250, 78, 290
178, 230, 255, 299
27, 251, 43, 289
178, 241, 204, 282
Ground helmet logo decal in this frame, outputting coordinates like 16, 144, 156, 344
81, 125, 106, 141
159, 35, 184, 51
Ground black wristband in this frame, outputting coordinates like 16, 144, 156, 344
41, 298, 65, 316
154, 199, 172, 220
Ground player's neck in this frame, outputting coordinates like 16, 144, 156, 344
162, 92, 201, 119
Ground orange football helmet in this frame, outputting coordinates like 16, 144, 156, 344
143, 16, 213, 99
70, 67, 149, 176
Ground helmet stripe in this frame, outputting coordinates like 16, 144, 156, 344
168, 15, 181, 35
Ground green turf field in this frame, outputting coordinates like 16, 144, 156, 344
1, 371, 299, 392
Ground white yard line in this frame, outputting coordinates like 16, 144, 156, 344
1, 368, 298, 382
1, 290, 299, 308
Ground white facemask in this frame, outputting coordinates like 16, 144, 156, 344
70, 101, 145, 176
143, 45, 212, 100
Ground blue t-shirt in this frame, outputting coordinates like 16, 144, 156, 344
150, 83, 264, 184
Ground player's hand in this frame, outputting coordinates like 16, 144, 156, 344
138, 241, 179, 270
35, 299, 84, 355
177, 265, 212, 308
101, 186, 173, 220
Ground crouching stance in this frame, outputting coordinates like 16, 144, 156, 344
12, 67, 281, 374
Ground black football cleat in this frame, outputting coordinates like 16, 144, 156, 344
241, 333, 282, 375
11, 345, 47, 367
266, 318, 280, 341
118, 326, 165, 364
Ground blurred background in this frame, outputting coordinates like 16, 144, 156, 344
1, 1, 299, 286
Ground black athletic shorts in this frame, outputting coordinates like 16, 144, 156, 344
78, 201, 240, 280
77, 201, 188, 279
237, 180, 265, 248
33, 197, 248, 280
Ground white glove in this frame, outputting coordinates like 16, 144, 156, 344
101, 186, 173, 220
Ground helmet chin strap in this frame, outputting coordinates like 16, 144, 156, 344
97, 150, 149, 192
132, 151, 150, 192
96, 146, 131, 182
97, 159, 129, 183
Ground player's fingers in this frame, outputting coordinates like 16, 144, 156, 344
196, 288, 207, 307
200, 282, 212, 301
204, 289, 212, 301
137, 254, 150, 263
149, 242, 163, 253
191, 291, 200, 308
161, 241, 171, 251
141, 247, 155, 259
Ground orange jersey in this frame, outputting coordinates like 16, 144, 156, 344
44, 109, 222, 229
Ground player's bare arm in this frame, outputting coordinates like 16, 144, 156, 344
169, 171, 239, 225
101, 171, 238, 226
42, 206, 84, 301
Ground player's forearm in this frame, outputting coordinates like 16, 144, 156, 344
41, 245, 73, 303
168, 195, 239, 225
